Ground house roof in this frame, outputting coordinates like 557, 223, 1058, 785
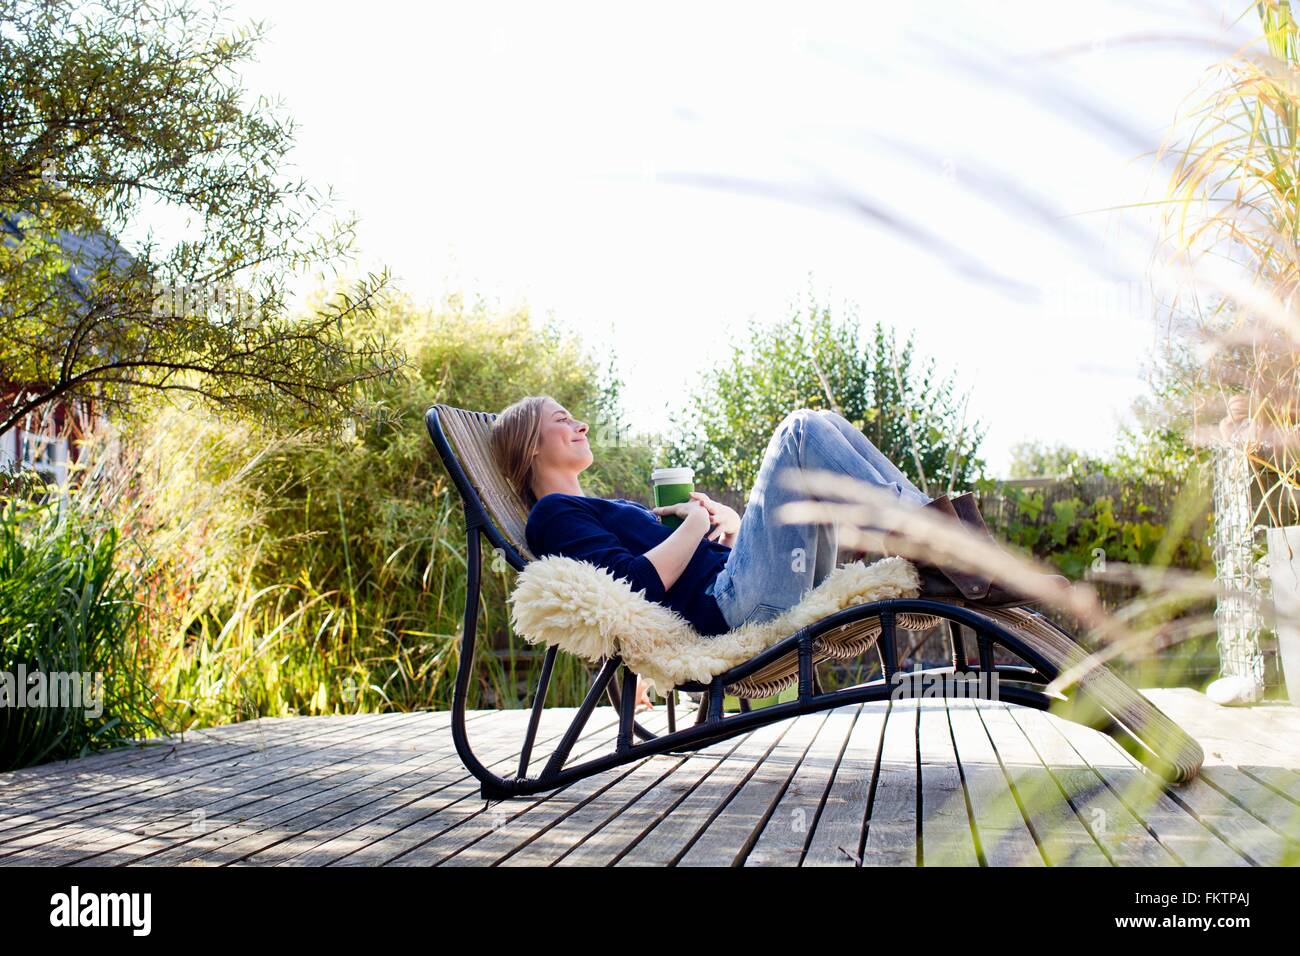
1, 210, 134, 303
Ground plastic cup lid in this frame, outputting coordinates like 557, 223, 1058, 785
651, 466, 694, 484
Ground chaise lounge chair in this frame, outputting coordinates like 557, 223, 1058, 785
425, 404, 1205, 800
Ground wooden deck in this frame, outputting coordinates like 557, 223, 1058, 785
1, 689, 1297, 866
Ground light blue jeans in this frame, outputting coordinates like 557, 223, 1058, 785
706, 408, 931, 630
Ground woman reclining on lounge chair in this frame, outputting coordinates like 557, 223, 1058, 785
489, 394, 1066, 654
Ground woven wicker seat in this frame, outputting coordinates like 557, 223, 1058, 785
725, 612, 943, 699
425, 403, 1204, 798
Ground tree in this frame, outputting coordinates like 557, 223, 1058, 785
661, 295, 985, 496
1007, 440, 1099, 479
0, 0, 403, 438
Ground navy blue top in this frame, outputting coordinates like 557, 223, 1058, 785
524, 493, 732, 636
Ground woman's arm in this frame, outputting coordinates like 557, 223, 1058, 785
643, 501, 712, 592
530, 498, 710, 598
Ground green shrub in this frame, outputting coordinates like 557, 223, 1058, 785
0, 491, 164, 770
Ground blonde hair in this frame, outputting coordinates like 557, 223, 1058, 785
489, 395, 552, 509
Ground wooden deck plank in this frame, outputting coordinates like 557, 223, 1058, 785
1161, 775, 1298, 866
248, 707, 609, 866
1241, 767, 1300, 804
1143, 689, 1300, 770
1007, 706, 1178, 866
676, 711, 830, 866
59, 714, 448, 866
0, 713, 438, 865
268, 707, 623, 866
407, 711, 672, 866
322, 707, 629, 866
0, 712, 410, 829
356, 707, 645, 866
0, 711, 427, 802
557, 734, 752, 867
1128, 747, 1297, 868
374, 712, 665, 868
497, 749, 682, 866
861, 699, 918, 866
0, 690, 1293, 867
800, 702, 887, 866
615, 717, 794, 866
976, 701, 1110, 866
1050, 717, 1250, 867
321, 712, 618, 868
190, 708, 624, 867
1198, 766, 1300, 846
0, 713, 419, 849
918, 698, 979, 867
0, 714, 367, 795
1138, 689, 1300, 864
745, 705, 860, 867
944, 698, 1042, 866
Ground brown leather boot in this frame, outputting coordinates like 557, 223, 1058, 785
883, 494, 993, 602
916, 564, 968, 602
948, 492, 1069, 606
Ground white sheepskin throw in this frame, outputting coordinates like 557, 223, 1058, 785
508, 555, 920, 696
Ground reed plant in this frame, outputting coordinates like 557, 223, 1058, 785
1159, 0, 1300, 525
32, 293, 643, 742
0, 477, 165, 770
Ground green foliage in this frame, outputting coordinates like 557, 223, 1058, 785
1109, 423, 1209, 486
1007, 440, 1103, 479
661, 295, 984, 497
93, 292, 654, 727
972, 447, 1218, 686
986, 485, 1211, 581
979, 413, 1214, 577
0, 285, 667, 762
1010, 425, 1208, 485
0, 0, 403, 437
0, 492, 164, 771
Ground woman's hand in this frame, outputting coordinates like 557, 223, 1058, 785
651, 498, 712, 535
687, 491, 740, 543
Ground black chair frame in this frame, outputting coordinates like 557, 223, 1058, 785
428, 406, 1188, 800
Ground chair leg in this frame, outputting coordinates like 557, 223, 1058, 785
976, 631, 995, 675
606, 670, 659, 742
617, 665, 638, 753
542, 656, 619, 778
949, 620, 969, 671
519, 644, 557, 778
877, 610, 898, 680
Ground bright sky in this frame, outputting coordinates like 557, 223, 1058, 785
223, 0, 1254, 475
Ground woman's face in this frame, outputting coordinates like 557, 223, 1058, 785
534, 398, 592, 474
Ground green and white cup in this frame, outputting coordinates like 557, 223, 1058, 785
652, 466, 695, 529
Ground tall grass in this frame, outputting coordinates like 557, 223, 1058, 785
0, 485, 164, 771
15, 295, 640, 740
1158, 0, 1300, 523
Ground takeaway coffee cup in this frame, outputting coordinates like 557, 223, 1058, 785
651, 466, 695, 529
